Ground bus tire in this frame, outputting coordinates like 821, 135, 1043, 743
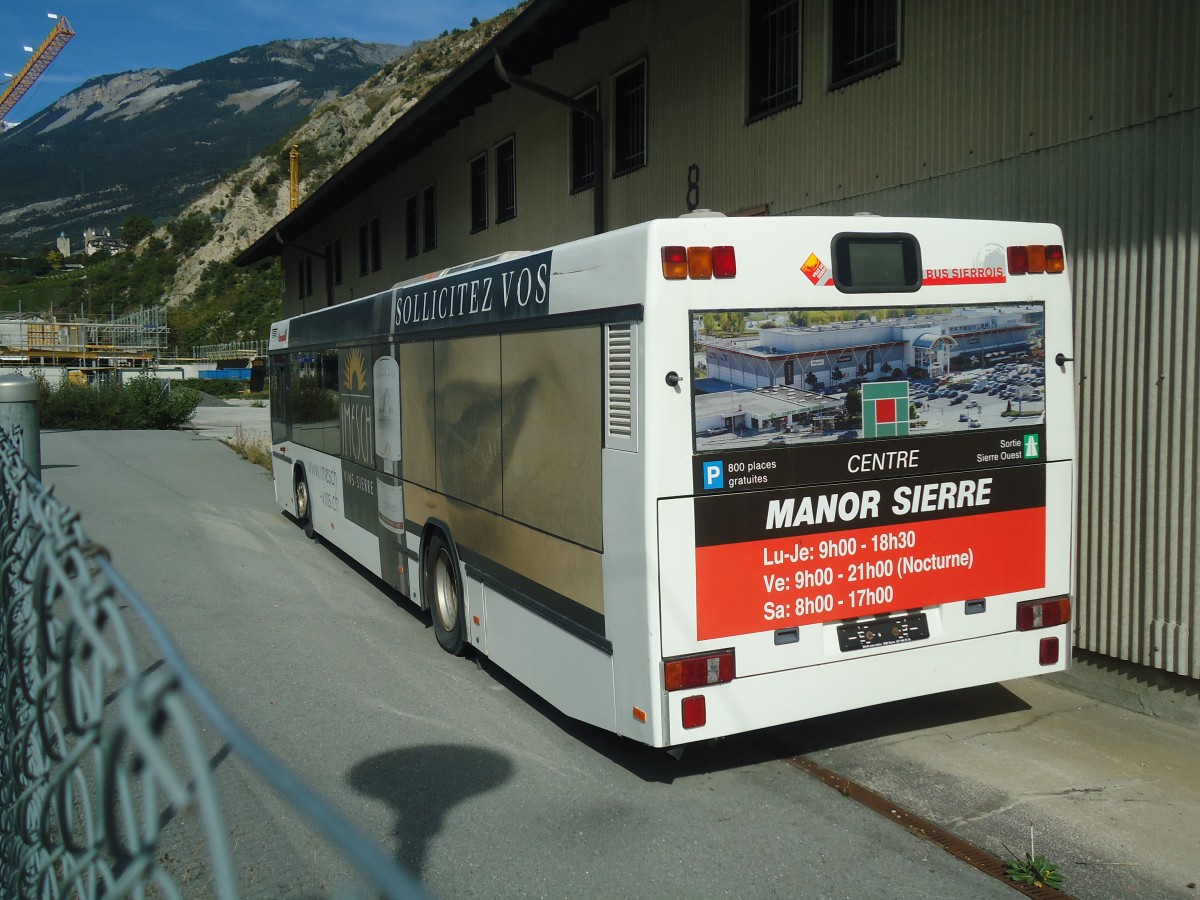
294, 469, 315, 540
425, 534, 465, 656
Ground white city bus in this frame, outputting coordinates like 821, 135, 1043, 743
267, 214, 1075, 750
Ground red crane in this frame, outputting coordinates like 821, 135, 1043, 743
0, 16, 76, 124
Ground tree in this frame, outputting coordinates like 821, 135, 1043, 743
702, 313, 719, 335
805, 371, 819, 390
831, 366, 844, 385
121, 215, 154, 246
845, 387, 862, 417
470, 16, 480, 27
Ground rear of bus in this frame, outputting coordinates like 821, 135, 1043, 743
650, 216, 1074, 748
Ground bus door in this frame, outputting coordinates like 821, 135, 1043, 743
269, 354, 290, 444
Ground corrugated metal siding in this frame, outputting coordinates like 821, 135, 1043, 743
795, 109, 1200, 679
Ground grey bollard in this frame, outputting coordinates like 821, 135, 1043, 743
0, 373, 42, 478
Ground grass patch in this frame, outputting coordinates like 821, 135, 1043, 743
222, 424, 273, 471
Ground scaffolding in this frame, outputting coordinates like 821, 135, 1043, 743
191, 340, 268, 362
0, 307, 169, 371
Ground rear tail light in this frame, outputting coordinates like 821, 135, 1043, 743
1039, 637, 1060, 666
1045, 244, 1065, 273
681, 695, 707, 729
1007, 244, 1065, 275
664, 650, 735, 691
712, 246, 737, 278
1026, 245, 1047, 274
661, 245, 737, 279
1016, 596, 1071, 631
687, 246, 713, 279
661, 246, 688, 279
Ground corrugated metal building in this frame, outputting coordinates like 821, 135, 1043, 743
240, 0, 1200, 680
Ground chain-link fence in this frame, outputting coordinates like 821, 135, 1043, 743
0, 423, 427, 898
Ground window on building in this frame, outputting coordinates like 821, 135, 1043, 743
613, 60, 647, 176
748, 0, 801, 119
358, 218, 381, 274
469, 153, 488, 233
369, 216, 382, 272
570, 87, 598, 193
495, 137, 516, 223
298, 254, 313, 300
405, 195, 419, 258
324, 238, 343, 297
828, 0, 900, 89
422, 184, 437, 252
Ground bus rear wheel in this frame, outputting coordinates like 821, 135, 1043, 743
294, 471, 314, 539
426, 535, 465, 656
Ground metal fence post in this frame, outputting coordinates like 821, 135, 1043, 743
0, 374, 40, 479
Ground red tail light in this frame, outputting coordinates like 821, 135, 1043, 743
1016, 596, 1071, 631
681, 695, 707, 729
1007, 245, 1029, 275
664, 650, 735, 691
1039, 637, 1060, 666
712, 245, 737, 278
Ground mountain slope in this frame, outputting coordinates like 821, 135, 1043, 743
164, 9, 522, 306
0, 39, 408, 254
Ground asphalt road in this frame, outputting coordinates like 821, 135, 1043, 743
39, 426, 1019, 899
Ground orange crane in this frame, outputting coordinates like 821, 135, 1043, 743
0, 15, 76, 124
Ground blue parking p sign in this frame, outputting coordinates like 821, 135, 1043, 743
703, 461, 724, 490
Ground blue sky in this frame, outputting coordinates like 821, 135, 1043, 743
2, 0, 518, 121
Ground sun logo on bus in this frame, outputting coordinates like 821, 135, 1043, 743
343, 349, 369, 392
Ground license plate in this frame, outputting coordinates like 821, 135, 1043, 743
837, 613, 929, 652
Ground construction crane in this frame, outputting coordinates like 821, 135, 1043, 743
0, 15, 76, 125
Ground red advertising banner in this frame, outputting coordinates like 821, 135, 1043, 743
695, 507, 1045, 641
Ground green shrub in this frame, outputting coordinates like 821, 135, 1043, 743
39, 376, 201, 430
177, 377, 249, 398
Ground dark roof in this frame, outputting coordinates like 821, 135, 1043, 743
237, 0, 630, 267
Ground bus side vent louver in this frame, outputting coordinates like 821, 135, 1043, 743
605, 324, 637, 451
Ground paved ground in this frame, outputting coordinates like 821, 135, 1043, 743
795, 675, 1200, 899
48, 408, 1200, 898
188, 395, 271, 444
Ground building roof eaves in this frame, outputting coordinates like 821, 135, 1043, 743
236, 0, 629, 268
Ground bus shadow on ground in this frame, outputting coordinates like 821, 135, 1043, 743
295, 520, 1033, 785
475, 657, 1032, 785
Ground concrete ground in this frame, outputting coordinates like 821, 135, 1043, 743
180, 399, 1200, 898
188, 395, 271, 444
803, 673, 1199, 899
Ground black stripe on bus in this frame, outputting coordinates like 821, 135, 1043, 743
282, 304, 644, 350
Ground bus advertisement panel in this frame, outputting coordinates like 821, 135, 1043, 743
689, 302, 1051, 648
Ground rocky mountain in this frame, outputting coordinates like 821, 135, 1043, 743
163, 9, 522, 305
0, 38, 410, 254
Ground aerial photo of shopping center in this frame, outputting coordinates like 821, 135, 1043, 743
692, 304, 1046, 452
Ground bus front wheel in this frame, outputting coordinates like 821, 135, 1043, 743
426, 535, 465, 656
